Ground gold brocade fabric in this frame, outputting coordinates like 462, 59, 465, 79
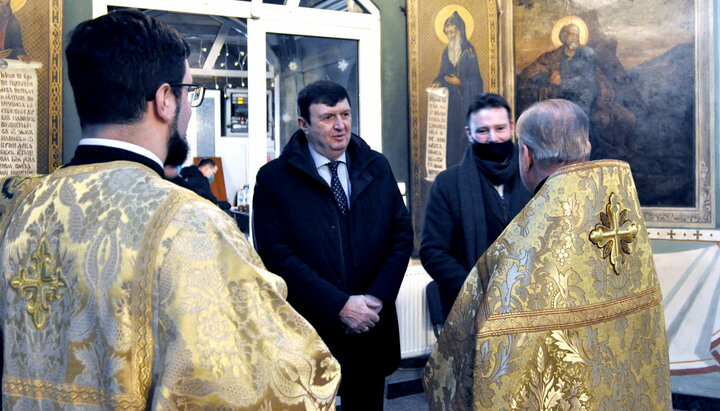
423, 160, 671, 410
0, 162, 340, 410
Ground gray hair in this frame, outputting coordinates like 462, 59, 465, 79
516, 99, 591, 167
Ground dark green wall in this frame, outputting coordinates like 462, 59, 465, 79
61, 0, 91, 164
374, 0, 410, 186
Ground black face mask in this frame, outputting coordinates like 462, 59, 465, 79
472, 139, 514, 163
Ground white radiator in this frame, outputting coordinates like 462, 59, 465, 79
395, 263, 437, 359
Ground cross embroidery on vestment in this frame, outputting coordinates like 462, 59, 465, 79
589, 192, 639, 275
10, 235, 68, 329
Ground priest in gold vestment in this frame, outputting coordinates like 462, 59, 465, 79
0, 10, 339, 409
423, 99, 671, 410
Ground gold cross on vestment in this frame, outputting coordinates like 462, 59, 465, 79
10, 235, 67, 329
589, 192, 638, 275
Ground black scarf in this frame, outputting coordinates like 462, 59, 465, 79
472, 141, 518, 186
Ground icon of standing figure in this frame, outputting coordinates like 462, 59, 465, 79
430, 8, 484, 168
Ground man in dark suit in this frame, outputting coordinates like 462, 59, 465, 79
253, 80, 413, 411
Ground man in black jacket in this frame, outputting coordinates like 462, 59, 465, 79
420, 93, 532, 318
181, 158, 230, 210
253, 80, 413, 411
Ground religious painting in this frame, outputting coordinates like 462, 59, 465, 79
0, 0, 62, 176
408, 0, 504, 247
510, 0, 714, 227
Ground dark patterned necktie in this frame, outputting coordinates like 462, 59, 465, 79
327, 161, 349, 216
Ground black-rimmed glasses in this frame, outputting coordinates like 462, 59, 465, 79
169, 83, 205, 107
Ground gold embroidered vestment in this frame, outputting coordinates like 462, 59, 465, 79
0, 162, 340, 409
423, 160, 671, 410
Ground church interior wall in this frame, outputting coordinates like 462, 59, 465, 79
715, 0, 720, 226
61, 0, 91, 165
60, 0, 411, 185
375, 0, 410, 185
61, 0, 720, 235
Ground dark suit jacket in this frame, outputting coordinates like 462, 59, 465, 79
253, 130, 413, 376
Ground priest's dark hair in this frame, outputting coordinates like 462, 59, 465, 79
466, 93, 512, 122
66, 9, 190, 127
296, 80, 350, 124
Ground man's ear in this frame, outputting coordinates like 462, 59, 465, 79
297, 116, 309, 132
521, 144, 533, 172
152, 83, 175, 124
465, 126, 473, 142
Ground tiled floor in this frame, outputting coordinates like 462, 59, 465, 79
385, 393, 428, 411
671, 373, 720, 398
671, 373, 720, 410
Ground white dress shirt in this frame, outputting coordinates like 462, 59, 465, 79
79, 138, 164, 170
307, 144, 351, 206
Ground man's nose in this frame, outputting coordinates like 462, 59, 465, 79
488, 130, 499, 142
333, 115, 343, 129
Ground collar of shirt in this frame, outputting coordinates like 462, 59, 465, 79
307, 144, 347, 169
307, 144, 351, 200
79, 138, 164, 171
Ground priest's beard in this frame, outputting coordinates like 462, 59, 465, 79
165, 116, 189, 167
447, 35, 463, 67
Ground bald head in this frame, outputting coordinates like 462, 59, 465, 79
516, 99, 591, 192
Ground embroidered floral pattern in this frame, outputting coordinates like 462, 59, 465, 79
1, 164, 339, 409
511, 331, 590, 411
